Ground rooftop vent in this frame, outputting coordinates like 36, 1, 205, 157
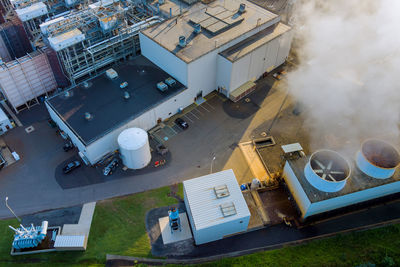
64, 91, 72, 98
123, 91, 130, 99
106, 68, 118, 79
178, 36, 186, 47
356, 139, 400, 179
304, 150, 351, 193
157, 81, 168, 92
193, 23, 201, 34
84, 112, 93, 121
214, 184, 230, 198
120, 82, 128, 89
220, 202, 237, 217
82, 81, 90, 88
238, 3, 246, 14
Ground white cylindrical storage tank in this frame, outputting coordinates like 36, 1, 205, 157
304, 150, 351, 193
356, 139, 400, 179
118, 128, 151, 169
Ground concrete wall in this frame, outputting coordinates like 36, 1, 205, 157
216, 55, 232, 96
187, 52, 217, 98
139, 33, 188, 86
305, 180, 400, 218
46, 101, 88, 159
227, 30, 293, 93
193, 215, 249, 245
284, 161, 400, 219
283, 162, 311, 217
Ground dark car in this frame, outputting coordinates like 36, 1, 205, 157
63, 160, 81, 174
63, 141, 74, 152
174, 117, 188, 129
103, 158, 119, 176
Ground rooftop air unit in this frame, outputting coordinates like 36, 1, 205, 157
304, 150, 351, 193
356, 139, 400, 179
106, 68, 118, 79
193, 23, 201, 34
165, 77, 176, 87
157, 81, 168, 92
238, 3, 246, 14
178, 36, 186, 47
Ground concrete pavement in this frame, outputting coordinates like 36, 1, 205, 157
0, 76, 288, 219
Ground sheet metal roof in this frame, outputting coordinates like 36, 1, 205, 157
183, 169, 250, 230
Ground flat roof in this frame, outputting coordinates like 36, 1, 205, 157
141, 0, 279, 63
287, 157, 400, 203
183, 169, 250, 230
220, 22, 290, 62
47, 56, 186, 145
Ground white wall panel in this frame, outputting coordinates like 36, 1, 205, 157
230, 54, 251, 92
139, 33, 188, 86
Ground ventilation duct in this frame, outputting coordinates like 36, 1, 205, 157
356, 139, 400, 179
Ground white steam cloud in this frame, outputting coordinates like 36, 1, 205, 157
288, 0, 400, 152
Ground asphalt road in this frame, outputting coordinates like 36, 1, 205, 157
177, 198, 400, 258
0, 76, 288, 219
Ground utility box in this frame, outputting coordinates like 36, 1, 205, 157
183, 169, 250, 245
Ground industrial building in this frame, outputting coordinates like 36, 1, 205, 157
45, 0, 293, 165
46, 55, 186, 164
183, 169, 250, 245
0, 49, 57, 112
140, 0, 292, 102
283, 139, 400, 219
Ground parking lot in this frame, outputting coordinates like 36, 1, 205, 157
0, 75, 289, 218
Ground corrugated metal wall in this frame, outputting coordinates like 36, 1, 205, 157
44, 47, 70, 88
0, 18, 32, 60
0, 50, 57, 112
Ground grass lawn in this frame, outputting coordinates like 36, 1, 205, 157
0, 185, 181, 266
199, 224, 400, 267
0, 183, 399, 266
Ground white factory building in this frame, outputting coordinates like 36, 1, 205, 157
183, 169, 250, 245
46, 0, 293, 165
283, 140, 400, 219
140, 0, 292, 102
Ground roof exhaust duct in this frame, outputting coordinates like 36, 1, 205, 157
193, 23, 201, 34
356, 139, 400, 179
238, 3, 246, 14
304, 150, 351, 193
84, 112, 93, 121
178, 36, 186, 47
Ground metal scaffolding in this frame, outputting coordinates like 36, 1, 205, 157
41, 0, 163, 85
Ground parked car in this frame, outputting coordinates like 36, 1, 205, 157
103, 158, 119, 176
63, 141, 74, 152
174, 117, 188, 129
63, 160, 81, 174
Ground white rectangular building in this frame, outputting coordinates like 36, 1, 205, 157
140, 0, 293, 102
183, 169, 250, 245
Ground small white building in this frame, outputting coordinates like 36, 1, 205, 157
0, 107, 12, 134
183, 169, 250, 245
